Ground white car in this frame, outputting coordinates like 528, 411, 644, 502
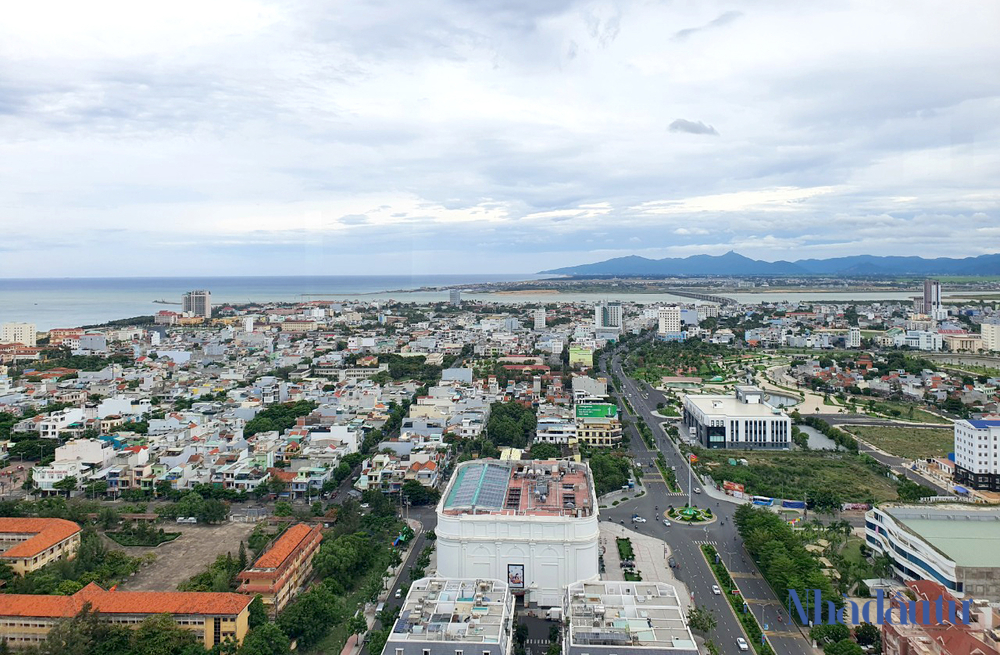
633, 516, 647, 523
394, 589, 402, 599
662, 519, 671, 527
736, 637, 749, 651
694, 488, 702, 494
712, 585, 721, 595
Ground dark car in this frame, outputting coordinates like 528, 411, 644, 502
668, 557, 677, 568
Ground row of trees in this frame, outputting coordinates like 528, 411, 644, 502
734, 505, 841, 622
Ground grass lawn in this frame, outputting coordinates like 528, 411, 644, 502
845, 425, 954, 459
861, 399, 951, 424
617, 537, 635, 560
840, 537, 865, 567
694, 449, 900, 503
656, 405, 679, 417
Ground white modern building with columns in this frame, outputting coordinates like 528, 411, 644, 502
435, 459, 600, 608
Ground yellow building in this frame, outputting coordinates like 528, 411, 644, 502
236, 523, 322, 612
0, 583, 251, 649
0, 518, 82, 575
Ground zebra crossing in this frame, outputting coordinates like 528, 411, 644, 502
526, 639, 551, 646
693, 539, 717, 546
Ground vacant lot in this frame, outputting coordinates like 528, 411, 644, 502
846, 425, 954, 459
113, 521, 257, 591
696, 449, 899, 503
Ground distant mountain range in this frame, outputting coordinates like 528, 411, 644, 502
539, 251, 1000, 277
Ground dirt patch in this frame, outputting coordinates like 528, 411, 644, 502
115, 521, 257, 591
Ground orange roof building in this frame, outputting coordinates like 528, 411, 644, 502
237, 522, 322, 612
0, 518, 82, 575
0, 583, 252, 649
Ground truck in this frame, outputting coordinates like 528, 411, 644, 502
544, 608, 563, 621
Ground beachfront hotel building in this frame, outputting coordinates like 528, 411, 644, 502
436, 459, 599, 608
0, 323, 36, 347
237, 522, 323, 612
865, 504, 1000, 602
0, 583, 252, 648
0, 518, 82, 575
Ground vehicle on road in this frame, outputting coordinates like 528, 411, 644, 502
668, 557, 676, 568
694, 488, 701, 494
663, 519, 671, 527
736, 638, 749, 651
176, 517, 197, 524
632, 516, 646, 523
712, 585, 721, 595
394, 589, 402, 599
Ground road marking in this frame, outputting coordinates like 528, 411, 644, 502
693, 540, 717, 545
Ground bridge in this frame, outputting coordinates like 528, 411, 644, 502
665, 290, 738, 306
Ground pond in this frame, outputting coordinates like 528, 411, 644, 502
763, 391, 800, 407
797, 424, 845, 451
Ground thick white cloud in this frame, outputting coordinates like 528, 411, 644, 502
0, 0, 998, 276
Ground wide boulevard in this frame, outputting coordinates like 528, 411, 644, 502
599, 342, 816, 655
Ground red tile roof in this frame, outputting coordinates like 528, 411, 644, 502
0, 518, 81, 559
0, 583, 251, 617
251, 523, 321, 570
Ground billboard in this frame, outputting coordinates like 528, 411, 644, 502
781, 500, 806, 509
576, 403, 618, 419
507, 564, 525, 589
723, 480, 745, 494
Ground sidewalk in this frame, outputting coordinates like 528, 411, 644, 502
599, 521, 692, 613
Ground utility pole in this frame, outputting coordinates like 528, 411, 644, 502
687, 456, 692, 507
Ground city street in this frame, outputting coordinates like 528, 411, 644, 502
601, 344, 816, 655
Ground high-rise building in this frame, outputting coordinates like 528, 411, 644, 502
982, 319, 1000, 352
534, 307, 546, 329
848, 326, 862, 348
594, 301, 622, 329
449, 289, 462, 306
0, 322, 36, 347
923, 279, 948, 319
657, 306, 681, 335
924, 279, 942, 311
954, 419, 1000, 492
182, 290, 212, 319
435, 459, 599, 607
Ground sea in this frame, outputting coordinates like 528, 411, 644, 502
0, 275, 542, 331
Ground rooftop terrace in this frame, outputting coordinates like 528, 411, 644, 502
391, 578, 514, 644
565, 581, 697, 653
883, 504, 1000, 569
441, 459, 594, 518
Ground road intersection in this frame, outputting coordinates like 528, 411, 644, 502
600, 345, 816, 655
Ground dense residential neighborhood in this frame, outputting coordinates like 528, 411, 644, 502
2, 283, 1000, 655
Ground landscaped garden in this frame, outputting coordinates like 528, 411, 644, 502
106, 523, 181, 547
666, 505, 713, 523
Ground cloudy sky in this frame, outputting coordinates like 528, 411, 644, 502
2, 0, 999, 277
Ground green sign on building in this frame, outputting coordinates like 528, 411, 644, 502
576, 403, 618, 419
